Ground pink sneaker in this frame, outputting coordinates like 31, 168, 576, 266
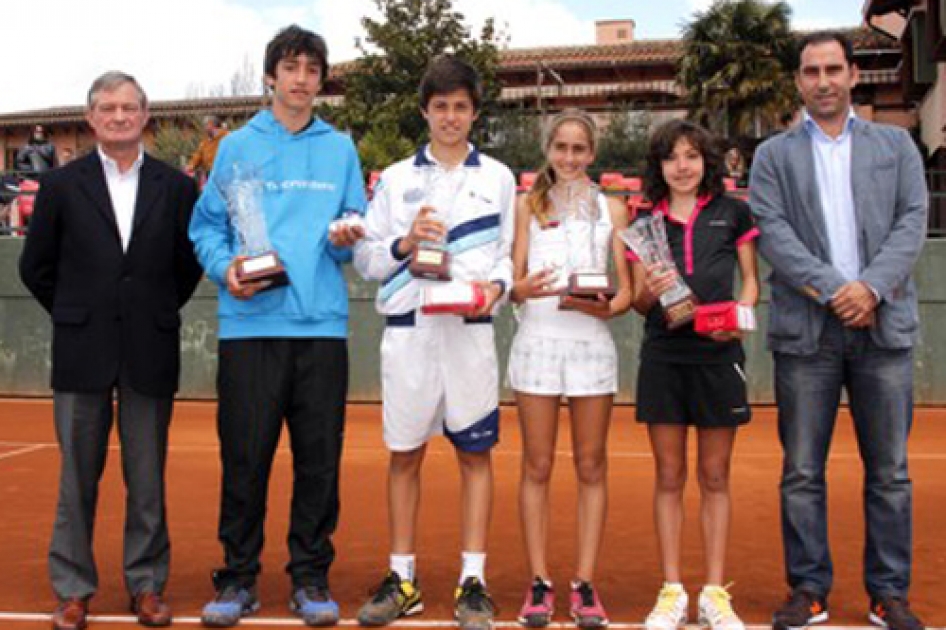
518, 577, 554, 627
570, 581, 609, 629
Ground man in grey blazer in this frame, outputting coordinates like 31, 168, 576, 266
750, 31, 927, 630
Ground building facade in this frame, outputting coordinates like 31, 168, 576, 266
0, 23, 910, 171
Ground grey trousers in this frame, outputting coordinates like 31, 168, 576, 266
48, 388, 172, 600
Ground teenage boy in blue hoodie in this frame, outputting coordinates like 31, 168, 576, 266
353, 56, 515, 630
189, 25, 366, 628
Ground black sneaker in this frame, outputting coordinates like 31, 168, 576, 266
357, 571, 423, 626
869, 596, 924, 630
773, 589, 828, 630
455, 576, 496, 630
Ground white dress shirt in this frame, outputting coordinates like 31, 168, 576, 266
804, 109, 859, 282
98, 145, 144, 252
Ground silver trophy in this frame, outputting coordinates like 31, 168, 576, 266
409, 167, 467, 281
223, 162, 288, 288
551, 181, 615, 304
620, 213, 695, 328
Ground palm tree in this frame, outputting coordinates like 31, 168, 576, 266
678, 0, 798, 140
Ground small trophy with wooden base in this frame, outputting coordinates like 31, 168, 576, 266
553, 181, 616, 308
224, 163, 288, 289
409, 168, 467, 281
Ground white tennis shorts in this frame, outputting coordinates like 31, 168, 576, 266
507, 330, 618, 397
380, 313, 500, 452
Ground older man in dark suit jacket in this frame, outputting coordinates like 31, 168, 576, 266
750, 32, 927, 630
19, 71, 203, 630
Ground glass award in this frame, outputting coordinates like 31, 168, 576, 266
619, 213, 696, 329
409, 168, 466, 281
223, 162, 288, 289
553, 181, 616, 305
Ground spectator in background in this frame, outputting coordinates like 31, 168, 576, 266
186, 115, 229, 182
15, 125, 58, 177
724, 147, 747, 188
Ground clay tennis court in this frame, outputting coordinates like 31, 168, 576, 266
0, 399, 943, 629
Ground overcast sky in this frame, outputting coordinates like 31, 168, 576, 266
2, 0, 869, 114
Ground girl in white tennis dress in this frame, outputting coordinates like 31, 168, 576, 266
507, 109, 632, 629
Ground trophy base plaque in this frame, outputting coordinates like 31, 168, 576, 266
410, 246, 452, 281
421, 282, 485, 315
559, 272, 616, 309
663, 295, 697, 330
236, 252, 289, 290
566, 272, 616, 300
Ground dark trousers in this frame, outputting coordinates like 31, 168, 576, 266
214, 338, 348, 589
49, 388, 173, 600
776, 317, 914, 599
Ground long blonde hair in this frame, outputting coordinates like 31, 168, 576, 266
527, 108, 598, 227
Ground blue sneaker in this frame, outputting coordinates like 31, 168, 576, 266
201, 584, 260, 627
291, 585, 340, 627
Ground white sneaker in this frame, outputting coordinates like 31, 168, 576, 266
645, 583, 688, 630
698, 585, 745, 630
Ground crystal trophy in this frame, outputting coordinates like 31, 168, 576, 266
409, 168, 466, 281
553, 181, 616, 304
223, 162, 288, 288
620, 213, 696, 329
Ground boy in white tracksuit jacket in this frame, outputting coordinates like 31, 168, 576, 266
352, 56, 515, 630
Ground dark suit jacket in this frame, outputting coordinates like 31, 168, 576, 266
19, 151, 204, 397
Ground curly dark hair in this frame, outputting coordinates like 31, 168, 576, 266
643, 119, 725, 205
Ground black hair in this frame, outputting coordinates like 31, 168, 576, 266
264, 25, 329, 82
418, 55, 482, 112
643, 119, 725, 205
796, 30, 855, 69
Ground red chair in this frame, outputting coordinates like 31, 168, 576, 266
599, 172, 627, 191
518, 171, 537, 193
16, 179, 39, 225
368, 171, 382, 199
624, 176, 645, 215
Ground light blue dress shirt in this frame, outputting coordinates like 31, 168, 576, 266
804, 109, 859, 282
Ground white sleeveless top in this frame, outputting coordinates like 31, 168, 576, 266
516, 192, 613, 341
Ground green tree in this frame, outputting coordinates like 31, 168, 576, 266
336, 0, 504, 151
482, 108, 544, 172
357, 120, 416, 173
150, 118, 201, 169
595, 109, 651, 174
678, 0, 798, 140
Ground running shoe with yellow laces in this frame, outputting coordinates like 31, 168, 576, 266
698, 585, 745, 630
357, 571, 423, 626
644, 583, 688, 630
455, 576, 496, 630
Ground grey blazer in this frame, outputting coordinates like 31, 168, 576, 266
749, 118, 927, 355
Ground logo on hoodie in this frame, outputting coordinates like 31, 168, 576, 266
265, 180, 337, 192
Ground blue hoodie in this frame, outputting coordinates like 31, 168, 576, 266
189, 110, 366, 339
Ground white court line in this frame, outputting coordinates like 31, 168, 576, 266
2, 441, 946, 461
0, 614, 926, 629
0, 444, 48, 461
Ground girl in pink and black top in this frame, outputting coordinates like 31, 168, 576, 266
628, 120, 759, 630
